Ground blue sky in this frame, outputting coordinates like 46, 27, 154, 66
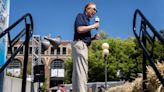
10, 0, 164, 40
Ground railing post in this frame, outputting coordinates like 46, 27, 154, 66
133, 9, 164, 90
141, 20, 147, 92
21, 24, 31, 92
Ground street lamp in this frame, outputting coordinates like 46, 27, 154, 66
44, 36, 61, 49
102, 43, 109, 89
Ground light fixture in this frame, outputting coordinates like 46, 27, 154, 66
102, 43, 109, 50
101, 42, 109, 89
44, 36, 61, 49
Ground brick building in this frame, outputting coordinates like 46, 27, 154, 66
7, 39, 72, 89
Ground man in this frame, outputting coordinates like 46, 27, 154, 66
72, 2, 100, 92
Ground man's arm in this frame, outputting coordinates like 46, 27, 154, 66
77, 22, 99, 33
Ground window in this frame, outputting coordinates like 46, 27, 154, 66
62, 47, 66, 55
29, 47, 32, 54
8, 59, 21, 69
20, 47, 23, 54
51, 47, 54, 54
57, 47, 60, 55
41, 49, 44, 54
14, 47, 17, 53
7, 47, 11, 54
51, 60, 64, 69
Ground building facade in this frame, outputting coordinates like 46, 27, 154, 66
7, 39, 72, 89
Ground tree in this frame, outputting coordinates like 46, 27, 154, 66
64, 37, 155, 83
87, 37, 143, 81
98, 30, 109, 40
64, 57, 73, 84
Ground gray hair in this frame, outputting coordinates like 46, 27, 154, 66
84, 2, 96, 12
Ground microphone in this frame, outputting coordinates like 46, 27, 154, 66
95, 16, 100, 30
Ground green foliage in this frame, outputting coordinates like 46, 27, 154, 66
27, 61, 32, 75
41, 82, 46, 92
88, 38, 143, 81
88, 41, 104, 82
98, 30, 109, 40
64, 37, 163, 83
153, 39, 164, 61
64, 57, 73, 84
17, 60, 32, 78
6, 72, 12, 76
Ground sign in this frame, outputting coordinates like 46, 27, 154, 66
51, 69, 64, 77
0, 0, 9, 91
0, 0, 10, 67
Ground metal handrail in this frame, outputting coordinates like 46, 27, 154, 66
133, 9, 164, 91
0, 13, 33, 92
0, 13, 33, 38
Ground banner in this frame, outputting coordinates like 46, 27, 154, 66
0, 0, 10, 91
0, 0, 10, 67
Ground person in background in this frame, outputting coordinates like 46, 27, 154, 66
56, 84, 66, 92
69, 87, 73, 92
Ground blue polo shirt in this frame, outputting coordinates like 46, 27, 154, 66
73, 13, 91, 46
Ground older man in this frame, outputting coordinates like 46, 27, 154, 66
72, 2, 100, 92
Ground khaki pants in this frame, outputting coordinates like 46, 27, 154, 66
72, 41, 88, 92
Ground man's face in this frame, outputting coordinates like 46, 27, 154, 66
85, 4, 97, 18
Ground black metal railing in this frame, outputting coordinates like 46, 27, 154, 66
0, 13, 33, 92
133, 9, 164, 91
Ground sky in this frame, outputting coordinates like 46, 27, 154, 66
9, 0, 164, 40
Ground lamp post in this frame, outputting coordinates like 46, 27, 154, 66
102, 43, 109, 89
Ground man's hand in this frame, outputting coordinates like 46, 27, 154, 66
91, 33, 101, 40
93, 22, 99, 29
95, 33, 100, 40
